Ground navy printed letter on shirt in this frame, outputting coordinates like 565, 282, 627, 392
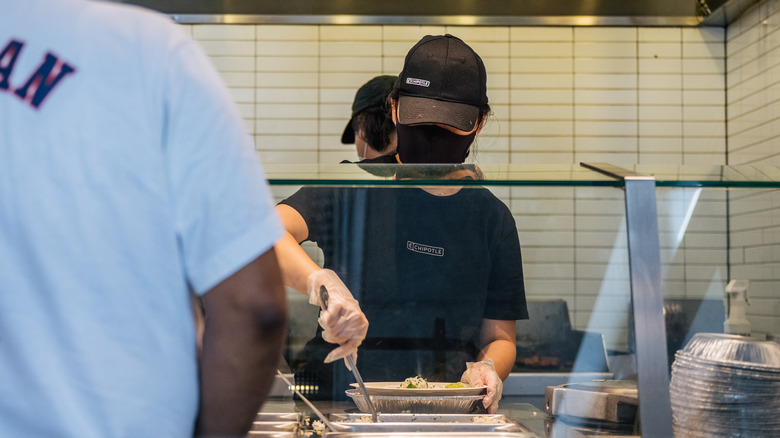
1, 39, 76, 109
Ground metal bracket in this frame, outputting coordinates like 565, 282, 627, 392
579, 162, 674, 438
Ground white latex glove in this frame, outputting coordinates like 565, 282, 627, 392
461, 359, 503, 414
307, 269, 368, 364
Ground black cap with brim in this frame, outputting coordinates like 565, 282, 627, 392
397, 95, 480, 132
396, 34, 487, 133
341, 116, 357, 144
341, 75, 397, 144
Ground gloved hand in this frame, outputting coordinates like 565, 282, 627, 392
307, 269, 369, 364
461, 359, 503, 414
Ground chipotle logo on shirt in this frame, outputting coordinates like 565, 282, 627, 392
406, 241, 444, 257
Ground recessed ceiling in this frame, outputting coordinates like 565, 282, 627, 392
114, 0, 754, 26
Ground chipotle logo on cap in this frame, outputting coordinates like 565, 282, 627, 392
405, 77, 430, 87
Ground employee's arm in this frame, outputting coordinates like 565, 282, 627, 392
478, 319, 517, 380
196, 248, 288, 437
274, 204, 322, 295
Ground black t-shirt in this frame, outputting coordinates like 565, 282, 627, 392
281, 184, 527, 398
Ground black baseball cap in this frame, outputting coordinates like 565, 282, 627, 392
397, 34, 488, 132
341, 75, 397, 144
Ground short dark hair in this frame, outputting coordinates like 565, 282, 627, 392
352, 105, 396, 154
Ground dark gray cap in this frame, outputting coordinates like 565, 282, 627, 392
397, 34, 488, 132
341, 75, 397, 144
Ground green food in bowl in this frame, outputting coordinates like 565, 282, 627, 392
445, 382, 468, 388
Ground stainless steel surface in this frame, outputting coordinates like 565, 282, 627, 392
330, 413, 513, 423
167, 14, 703, 26
323, 433, 537, 438
319, 285, 378, 422
328, 413, 527, 432
580, 162, 643, 179
346, 389, 483, 414
581, 163, 674, 437
266, 373, 297, 398
275, 370, 338, 432
115, 0, 716, 26
328, 422, 525, 433
623, 175, 675, 438
544, 380, 638, 424
259, 400, 547, 437
245, 432, 295, 437
254, 413, 299, 422
502, 372, 613, 396
249, 421, 297, 432
700, 0, 761, 26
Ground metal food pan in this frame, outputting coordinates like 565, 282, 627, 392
330, 413, 513, 423
254, 412, 299, 422
245, 432, 296, 437
329, 422, 524, 433
249, 421, 298, 432
323, 432, 539, 438
345, 389, 483, 414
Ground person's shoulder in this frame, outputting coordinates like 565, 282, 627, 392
359, 153, 398, 164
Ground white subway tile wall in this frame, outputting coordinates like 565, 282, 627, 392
190, 24, 736, 351
727, 0, 780, 337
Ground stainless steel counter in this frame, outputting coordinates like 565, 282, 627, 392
256, 396, 548, 437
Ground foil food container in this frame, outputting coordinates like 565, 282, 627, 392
670, 333, 780, 437
679, 333, 780, 371
345, 389, 484, 414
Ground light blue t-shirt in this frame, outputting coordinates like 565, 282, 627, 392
0, 0, 284, 436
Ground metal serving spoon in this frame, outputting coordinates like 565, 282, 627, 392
320, 285, 378, 423
275, 370, 340, 432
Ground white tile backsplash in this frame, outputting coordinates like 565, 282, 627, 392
728, 0, 780, 339
256, 41, 319, 56
574, 42, 637, 58
193, 24, 255, 40
319, 25, 382, 41
256, 25, 319, 41
184, 11, 780, 347
511, 27, 573, 42
574, 73, 637, 89
199, 40, 255, 56
638, 42, 682, 58
574, 27, 636, 42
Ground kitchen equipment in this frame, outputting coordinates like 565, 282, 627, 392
515, 300, 610, 373
275, 370, 339, 433
544, 380, 638, 425
670, 333, 780, 437
328, 413, 526, 433
323, 433, 536, 438
319, 285, 378, 422
678, 332, 780, 370
345, 388, 484, 414
331, 412, 512, 423
723, 279, 751, 336
351, 381, 487, 396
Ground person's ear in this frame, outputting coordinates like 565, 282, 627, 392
390, 99, 398, 125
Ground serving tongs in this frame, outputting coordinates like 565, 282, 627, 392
276, 370, 341, 432
320, 285, 379, 423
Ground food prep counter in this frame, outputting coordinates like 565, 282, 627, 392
264, 162, 780, 437
250, 397, 548, 437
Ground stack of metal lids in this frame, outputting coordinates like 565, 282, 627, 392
670, 333, 780, 437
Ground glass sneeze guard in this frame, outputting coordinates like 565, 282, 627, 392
266, 162, 780, 438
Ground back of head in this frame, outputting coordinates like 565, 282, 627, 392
341, 75, 397, 146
